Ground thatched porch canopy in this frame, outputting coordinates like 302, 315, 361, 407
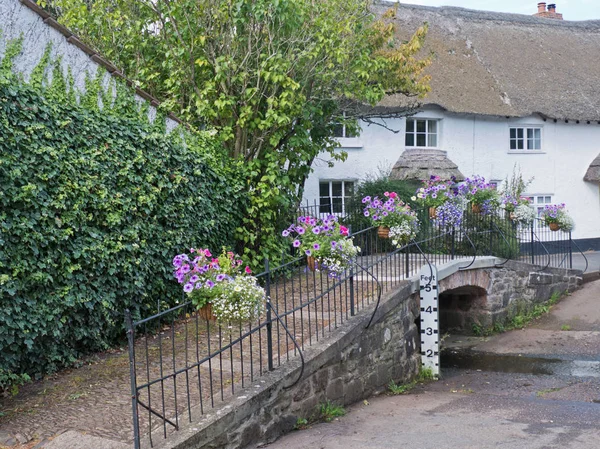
584, 154, 600, 184
390, 149, 464, 182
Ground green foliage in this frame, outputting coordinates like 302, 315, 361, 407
50, 0, 432, 267
387, 366, 436, 394
0, 369, 31, 397
294, 417, 309, 430
318, 401, 346, 422
0, 75, 242, 377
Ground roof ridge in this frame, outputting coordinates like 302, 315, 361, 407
377, 1, 600, 29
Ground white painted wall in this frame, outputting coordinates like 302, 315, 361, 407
0, 0, 178, 131
305, 107, 600, 240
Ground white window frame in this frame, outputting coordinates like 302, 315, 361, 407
509, 126, 543, 152
333, 112, 359, 139
523, 194, 553, 216
319, 180, 355, 215
405, 118, 439, 149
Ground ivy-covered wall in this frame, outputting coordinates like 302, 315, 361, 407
0, 42, 244, 378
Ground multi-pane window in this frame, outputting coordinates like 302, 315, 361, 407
524, 194, 552, 215
333, 113, 358, 138
510, 127, 541, 150
319, 181, 354, 214
405, 119, 438, 147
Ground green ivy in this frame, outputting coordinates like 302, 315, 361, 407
0, 67, 243, 379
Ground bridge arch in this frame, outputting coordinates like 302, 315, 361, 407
438, 268, 493, 334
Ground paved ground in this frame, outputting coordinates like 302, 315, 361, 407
261, 279, 600, 449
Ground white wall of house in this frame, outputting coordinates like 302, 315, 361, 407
0, 0, 178, 131
305, 107, 600, 240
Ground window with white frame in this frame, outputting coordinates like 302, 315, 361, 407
333, 113, 358, 138
319, 180, 354, 214
405, 118, 438, 148
509, 127, 542, 151
524, 194, 552, 215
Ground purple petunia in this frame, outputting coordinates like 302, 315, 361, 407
282, 229, 290, 237
205, 280, 215, 288
189, 275, 199, 283
183, 283, 194, 293
305, 249, 312, 256
313, 243, 321, 250
293, 240, 301, 248
216, 274, 226, 282
312, 227, 321, 234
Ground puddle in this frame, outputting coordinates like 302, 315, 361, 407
441, 350, 600, 378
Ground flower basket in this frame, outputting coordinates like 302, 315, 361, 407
471, 203, 482, 214
199, 303, 216, 321
549, 222, 560, 231
307, 256, 317, 271
428, 207, 437, 219
377, 226, 390, 239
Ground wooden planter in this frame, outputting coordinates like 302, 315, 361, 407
307, 256, 317, 271
377, 226, 390, 239
199, 303, 216, 321
428, 207, 437, 219
549, 222, 560, 232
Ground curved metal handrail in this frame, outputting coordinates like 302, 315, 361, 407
354, 259, 383, 330
570, 238, 589, 272
266, 301, 305, 389
530, 226, 552, 272
490, 221, 516, 267
456, 228, 478, 270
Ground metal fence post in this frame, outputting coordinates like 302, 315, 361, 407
125, 310, 141, 449
530, 222, 535, 265
264, 258, 274, 371
450, 228, 456, 260
349, 229, 355, 316
405, 249, 410, 278
569, 232, 573, 269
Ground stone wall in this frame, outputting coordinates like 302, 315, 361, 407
439, 260, 582, 332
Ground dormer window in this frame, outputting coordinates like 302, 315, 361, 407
405, 119, 438, 148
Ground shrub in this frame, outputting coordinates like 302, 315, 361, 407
0, 79, 243, 377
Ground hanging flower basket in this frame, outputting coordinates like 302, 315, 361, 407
307, 256, 317, 271
428, 207, 437, 219
377, 226, 390, 239
199, 303, 216, 321
471, 203, 483, 214
549, 222, 560, 231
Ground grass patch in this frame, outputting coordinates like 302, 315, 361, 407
388, 367, 436, 395
294, 400, 346, 430
536, 387, 563, 397
472, 291, 564, 336
561, 324, 571, 331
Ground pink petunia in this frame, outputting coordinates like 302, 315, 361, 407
245, 266, 252, 274
204, 249, 212, 257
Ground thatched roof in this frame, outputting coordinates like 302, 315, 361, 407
374, 2, 600, 121
584, 154, 600, 183
390, 149, 464, 181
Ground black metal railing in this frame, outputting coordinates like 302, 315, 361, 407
126, 205, 582, 448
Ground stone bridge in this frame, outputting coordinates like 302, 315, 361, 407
152, 257, 582, 449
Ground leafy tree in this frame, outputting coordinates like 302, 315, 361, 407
46, 0, 432, 266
